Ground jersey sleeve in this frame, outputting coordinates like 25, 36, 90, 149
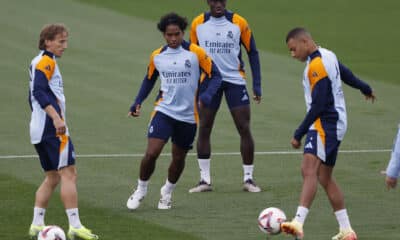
232, 14, 261, 96
189, 44, 222, 106
32, 55, 56, 109
294, 58, 330, 141
131, 48, 161, 109
189, 14, 204, 45
339, 61, 372, 96
386, 126, 400, 178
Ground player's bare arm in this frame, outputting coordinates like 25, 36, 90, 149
44, 105, 65, 135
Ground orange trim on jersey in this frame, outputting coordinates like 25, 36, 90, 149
190, 14, 205, 44
58, 134, 68, 154
36, 55, 55, 81
239, 69, 246, 79
149, 97, 163, 120
153, 97, 163, 107
199, 72, 206, 84
189, 43, 212, 78
314, 118, 326, 145
232, 14, 252, 52
149, 110, 157, 121
307, 57, 328, 91
147, 47, 163, 79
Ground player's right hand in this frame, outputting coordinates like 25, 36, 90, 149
290, 138, 301, 149
128, 104, 141, 117
54, 118, 66, 135
365, 91, 376, 103
253, 95, 262, 104
381, 170, 398, 190
385, 176, 397, 189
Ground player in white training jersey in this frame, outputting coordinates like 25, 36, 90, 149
383, 123, 400, 189
281, 27, 375, 240
189, 0, 262, 193
28, 23, 98, 240
126, 13, 221, 210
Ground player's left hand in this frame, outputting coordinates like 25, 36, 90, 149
253, 95, 261, 104
128, 104, 141, 117
291, 138, 301, 149
380, 170, 398, 190
365, 91, 376, 103
385, 176, 398, 189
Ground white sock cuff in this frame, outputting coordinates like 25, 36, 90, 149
198, 158, 210, 164
66, 208, 79, 215
243, 164, 254, 181
137, 179, 149, 192
34, 206, 46, 212
32, 207, 46, 226
138, 179, 149, 186
198, 159, 211, 184
334, 209, 347, 216
165, 179, 176, 189
294, 206, 309, 224
66, 208, 82, 229
334, 209, 351, 230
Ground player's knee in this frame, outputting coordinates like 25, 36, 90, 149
44, 175, 60, 188
199, 123, 213, 134
236, 122, 251, 136
170, 160, 185, 173
301, 166, 317, 178
318, 176, 329, 187
318, 174, 334, 188
59, 167, 77, 183
144, 151, 159, 161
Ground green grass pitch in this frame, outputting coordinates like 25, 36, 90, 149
0, 0, 399, 239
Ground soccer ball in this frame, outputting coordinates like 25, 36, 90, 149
258, 207, 287, 235
38, 225, 66, 240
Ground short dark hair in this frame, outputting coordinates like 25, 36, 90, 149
157, 12, 188, 33
38, 23, 68, 50
285, 27, 309, 43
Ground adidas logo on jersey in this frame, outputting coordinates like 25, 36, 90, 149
304, 142, 313, 149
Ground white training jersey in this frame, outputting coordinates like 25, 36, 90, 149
29, 50, 68, 144
153, 46, 201, 123
386, 124, 400, 178
133, 41, 221, 124
303, 47, 347, 141
192, 15, 249, 85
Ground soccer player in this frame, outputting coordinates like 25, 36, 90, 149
281, 27, 375, 240
126, 13, 221, 210
383, 124, 400, 189
28, 24, 98, 240
188, 0, 262, 193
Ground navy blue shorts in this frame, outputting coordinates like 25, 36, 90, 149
206, 81, 250, 110
148, 111, 197, 150
303, 130, 341, 166
34, 135, 76, 171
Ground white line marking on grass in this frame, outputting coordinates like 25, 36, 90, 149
0, 149, 391, 159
